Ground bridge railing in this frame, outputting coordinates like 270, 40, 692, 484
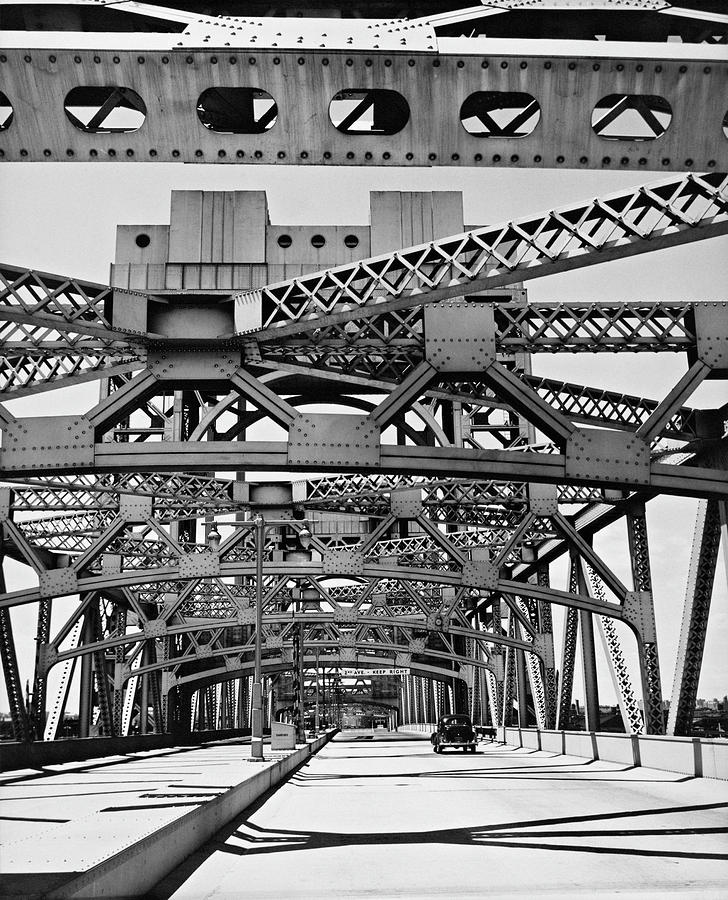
499, 727, 728, 780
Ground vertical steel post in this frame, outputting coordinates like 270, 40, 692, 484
579, 608, 600, 732
0, 556, 30, 741
0, 604, 31, 742
314, 647, 320, 733
668, 499, 722, 736
626, 503, 664, 734
536, 566, 558, 729
78, 608, 94, 738
576, 555, 600, 731
516, 648, 529, 727
139, 642, 150, 734
251, 514, 264, 758
30, 598, 52, 739
297, 622, 305, 741
557, 553, 580, 730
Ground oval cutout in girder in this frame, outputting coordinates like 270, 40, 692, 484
0, 91, 13, 131
329, 89, 409, 135
591, 94, 672, 141
460, 91, 541, 137
722, 110, 728, 140
64, 85, 146, 133
196, 87, 278, 134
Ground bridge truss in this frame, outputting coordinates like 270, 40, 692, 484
0, 0, 726, 745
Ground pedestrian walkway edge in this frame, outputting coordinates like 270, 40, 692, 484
44, 731, 335, 900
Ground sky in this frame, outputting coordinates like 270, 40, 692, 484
0, 161, 726, 719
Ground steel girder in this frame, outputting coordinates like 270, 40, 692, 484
1, 2, 726, 170
667, 498, 724, 735
239, 173, 727, 333
0, 177, 726, 742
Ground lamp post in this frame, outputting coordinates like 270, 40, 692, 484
249, 514, 312, 760
251, 513, 265, 759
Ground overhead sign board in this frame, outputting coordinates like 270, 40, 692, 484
340, 668, 410, 677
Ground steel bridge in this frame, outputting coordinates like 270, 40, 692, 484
0, 1, 727, 896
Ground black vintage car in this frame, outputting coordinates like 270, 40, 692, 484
431, 714, 477, 753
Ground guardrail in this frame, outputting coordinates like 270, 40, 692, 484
498, 727, 728, 780
45, 729, 337, 899
0, 728, 254, 772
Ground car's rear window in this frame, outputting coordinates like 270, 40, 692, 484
443, 716, 470, 726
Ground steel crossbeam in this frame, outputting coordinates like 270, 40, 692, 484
2, 440, 717, 498
1, 2, 726, 170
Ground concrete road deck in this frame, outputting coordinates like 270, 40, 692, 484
148, 732, 728, 900
0, 738, 308, 897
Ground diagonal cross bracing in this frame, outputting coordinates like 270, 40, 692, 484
238, 173, 728, 336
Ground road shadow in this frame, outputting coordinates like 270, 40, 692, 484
144, 796, 728, 899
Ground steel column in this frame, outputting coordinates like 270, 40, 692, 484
668, 499, 723, 736
577, 560, 600, 732
557, 554, 581, 730
0, 561, 31, 742
626, 503, 665, 734
78, 607, 94, 738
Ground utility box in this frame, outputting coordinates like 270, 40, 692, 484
271, 722, 296, 750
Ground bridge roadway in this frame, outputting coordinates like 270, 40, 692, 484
146, 730, 728, 900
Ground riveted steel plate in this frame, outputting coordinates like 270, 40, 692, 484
390, 488, 423, 519
340, 647, 356, 662
0, 487, 9, 521
288, 414, 380, 468
162, 672, 176, 692
112, 288, 148, 334
370, 593, 387, 609
379, 554, 398, 568
461, 559, 498, 590
102, 554, 122, 574
424, 301, 496, 373
119, 494, 154, 522
409, 637, 426, 653
333, 607, 359, 623
179, 552, 220, 578
566, 428, 650, 485
528, 482, 558, 515
322, 550, 365, 576
144, 619, 168, 638
236, 609, 256, 626
195, 644, 213, 659
114, 665, 127, 690
622, 590, 656, 642
266, 633, 283, 649
396, 652, 412, 666
1, 416, 94, 472
39, 567, 78, 598
148, 350, 241, 381
3, 49, 723, 173
339, 634, 356, 648
694, 302, 728, 370
532, 633, 553, 667
490, 652, 505, 681
38, 643, 58, 675
427, 611, 449, 632
225, 654, 242, 671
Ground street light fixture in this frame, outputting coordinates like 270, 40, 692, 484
207, 524, 221, 552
